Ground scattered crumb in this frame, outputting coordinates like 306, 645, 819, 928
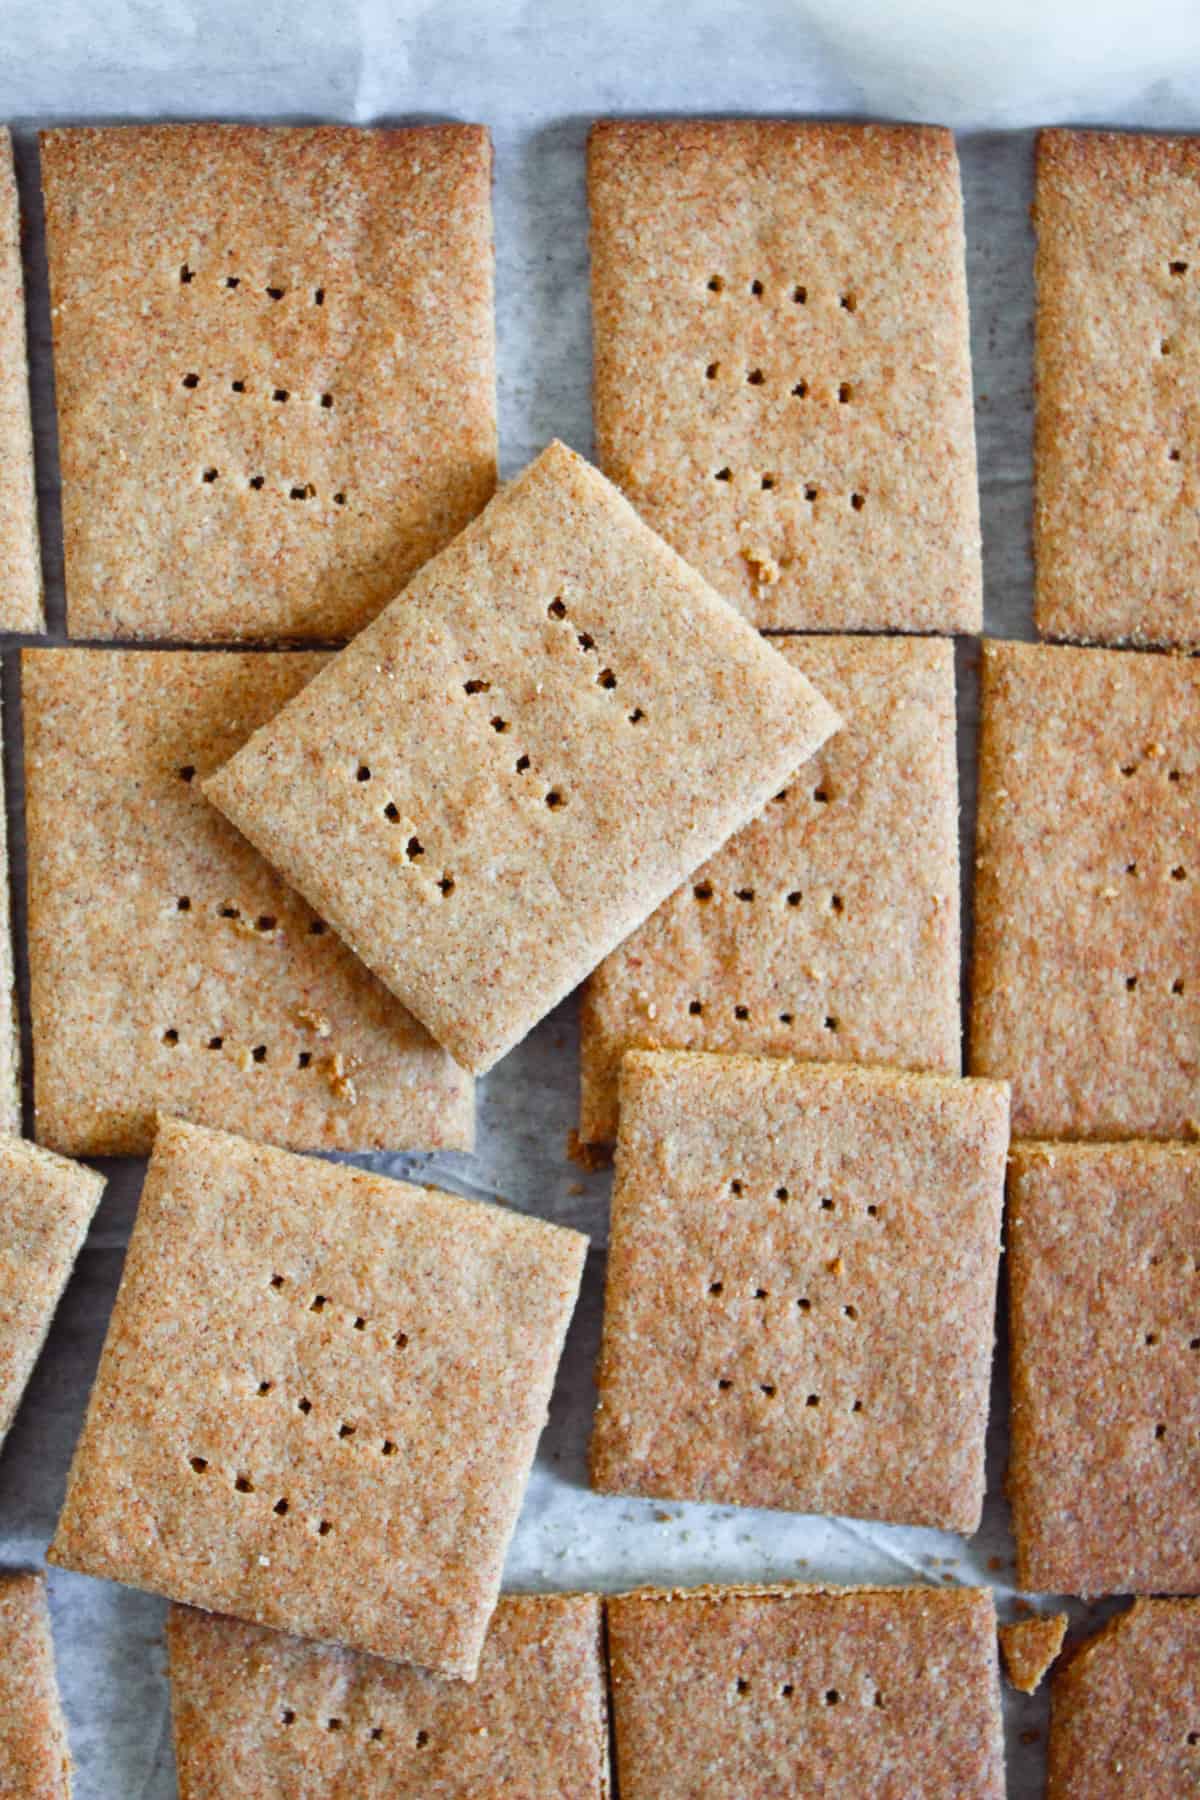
1000, 1613, 1068, 1694
567, 1130, 613, 1172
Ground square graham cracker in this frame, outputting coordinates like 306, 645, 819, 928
970, 639, 1198, 1140
168, 1592, 609, 1798
1047, 1599, 1200, 1797
588, 119, 981, 633
23, 648, 472, 1157
0, 1573, 71, 1798
205, 442, 840, 1076
607, 1583, 1005, 1800
40, 123, 496, 643
0, 1132, 105, 1453
1008, 1139, 1200, 1596
1035, 130, 1200, 649
48, 1117, 587, 1679
0, 131, 42, 632
590, 1053, 1009, 1533
579, 635, 960, 1146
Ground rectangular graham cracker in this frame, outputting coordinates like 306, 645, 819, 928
206, 442, 840, 1075
607, 1583, 1005, 1800
590, 1052, 1009, 1533
23, 648, 472, 1157
0, 131, 42, 632
0, 1572, 72, 1798
970, 639, 1198, 1139
588, 119, 981, 633
579, 635, 960, 1145
168, 1592, 609, 1797
1008, 1139, 1200, 1596
0, 1132, 105, 1453
1048, 1599, 1200, 1797
40, 123, 496, 642
1035, 129, 1200, 649
49, 1117, 587, 1679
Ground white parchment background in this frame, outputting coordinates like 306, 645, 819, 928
1, 2, 1199, 1792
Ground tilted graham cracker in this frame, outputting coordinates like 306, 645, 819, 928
607, 1583, 1004, 1800
580, 635, 960, 1145
1035, 129, 1200, 649
971, 639, 1198, 1140
0, 1132, 105, 1454
41, 123, 496, 642
168, 1593, 609, 1798
0, 1572, 72, 1798
1047, 1599, 1200, 1797
999, 1611, 1067, 1695
23, 648, 472, 1156
0, 131, 42, 632
588, 119, 981, 632
591, 1052, 1009, 1533
1008, 1139, 1200, 1597
206, 442, 840, 1075
49, 1117, 587, 1679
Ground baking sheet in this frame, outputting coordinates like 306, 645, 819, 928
1, 2, 1198, 1791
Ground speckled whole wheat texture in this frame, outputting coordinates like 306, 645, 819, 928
0, 1132, 105, 1451
607, 1582, 1005, 1799
0, 1572, 72, 1798
23, 649, 472, 1157
1035, 130, 1200, 649
971, 639, 1198, 1140
588, 119, 981, 633
0, 131, 42, 632
1008, 1139, 1200, 1596
590, 1052, 1009, 1534
206, 441, 840, 1075
0, 687, 19, 1137
40, 123, 496, 643
579, 636, 960, 1144
999, 1612, 1068, 1695
1047, 1598, 1200, 1797
167, 1592, 609, 1798
49, 1116, 587, 1680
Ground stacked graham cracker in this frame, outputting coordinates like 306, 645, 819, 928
0, 116, 1194, 1796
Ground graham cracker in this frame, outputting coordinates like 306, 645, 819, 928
0, 131, 42, 632
971, 639, 1198, 1140
1035, 130, 1200, 649
205, 442, 840, 1075
579, 635, 960, 1145
0, 1572, 72, 1799
23, 648, 472, 1157
607, 1583, 1005, 1800
49, 1117, 587, 1679
1000, 1612, 1067, 1695
588, 119, 981, 633
167, 1592, 609, 1798
0, 687, 18, 1138
1047, 1599, 1200, 1797
40, 123, 496, 643
590, 1052, 1009, 1533
1008, 1138, 1200, 1596
0, 1132, 105, 1453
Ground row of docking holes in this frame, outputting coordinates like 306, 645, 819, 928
197, 467, 348, 506
689, 1000, 843, 1031
724, 1179, 881, 1213
353, 765, 456, 897
705, 362, 857, 406
713, 467, 866, 508
275, 1710, 429, 1749
179, 264, 327, 308
181, 372, 334, 408
731, 1677, 886, 1709
705, 276, 860, 313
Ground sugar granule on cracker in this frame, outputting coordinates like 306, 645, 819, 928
0, 1573, 72, 1798
589, 118, 981, 633
22, 648, 472, 1157
591, 1052, 1009, 1534
580, 635, 960, 1145
205, 440, 840, 1076
607, 1582, 1005, 1799
168, 1592, 609, 1797
40, 123, 496, 642
49, 1116, 587, 1680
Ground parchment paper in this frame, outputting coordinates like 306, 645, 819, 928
1, 3, 1198, 1791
